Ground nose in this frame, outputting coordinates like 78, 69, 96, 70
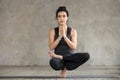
60, 17, 64, 20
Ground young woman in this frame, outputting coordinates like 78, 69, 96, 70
48, 6, 90, 78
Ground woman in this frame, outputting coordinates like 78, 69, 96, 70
48, 6, 90, 78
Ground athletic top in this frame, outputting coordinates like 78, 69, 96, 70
54, 27, 73, 56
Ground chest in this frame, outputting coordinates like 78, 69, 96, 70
54, 27, 72, 41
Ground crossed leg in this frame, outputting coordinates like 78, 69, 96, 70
49, 51, 90, 77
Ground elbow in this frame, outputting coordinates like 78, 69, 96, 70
49, 48, 53, 51
49, 45, 54, 51
72, 45, 77, 50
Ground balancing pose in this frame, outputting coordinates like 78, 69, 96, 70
48, 6, 90, 78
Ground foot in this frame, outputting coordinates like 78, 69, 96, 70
48, 51, 57, 58
61, 68, 66, 78
48, 51, 63, 59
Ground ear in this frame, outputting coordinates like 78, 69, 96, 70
67, 17, 69, 20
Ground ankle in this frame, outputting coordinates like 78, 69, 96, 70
61, 69, 66, 78
61, 73, 66, 78
59, 56, 63, 59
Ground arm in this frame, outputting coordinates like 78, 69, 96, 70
49, 28, 62, 50
63, 28, 77, 50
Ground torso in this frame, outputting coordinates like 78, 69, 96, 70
54, 27, 73, 56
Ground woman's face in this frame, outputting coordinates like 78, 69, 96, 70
57, 11, 68, 26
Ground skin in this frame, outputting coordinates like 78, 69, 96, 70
48, 11, 77, 78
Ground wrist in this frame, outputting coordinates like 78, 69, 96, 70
63, 35, 67, 38
59, 35, 62, 40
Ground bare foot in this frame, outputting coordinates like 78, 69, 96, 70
48, 51, 57, 57
61, 67, 66, 78
48, 51, 63, 59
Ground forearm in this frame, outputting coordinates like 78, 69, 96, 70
64, 36, 76, 50
49, 36, 62, 50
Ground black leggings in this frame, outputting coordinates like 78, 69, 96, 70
50, 53, 90, 70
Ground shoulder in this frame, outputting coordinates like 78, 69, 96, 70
49, 27, 58, 34
70, 27, 77, 33
50, 27, 58, 31
49, 28, 54, 31
49, 28, 54, 35
70, 27, 77, 36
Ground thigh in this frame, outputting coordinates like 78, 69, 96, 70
64, 53, 90, 70
63, 53, 90, 63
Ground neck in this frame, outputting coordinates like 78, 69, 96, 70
59, 24, 67, 29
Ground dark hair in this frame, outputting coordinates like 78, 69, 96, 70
56, 6, 69, 18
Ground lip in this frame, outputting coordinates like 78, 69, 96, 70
60, 21, 64, 23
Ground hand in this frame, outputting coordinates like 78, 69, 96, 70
62, 28, 66, 38
59, 27, 66, 38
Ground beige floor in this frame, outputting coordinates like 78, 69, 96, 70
0, 65, 120, 80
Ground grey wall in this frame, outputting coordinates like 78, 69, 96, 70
0, 0, 120, 66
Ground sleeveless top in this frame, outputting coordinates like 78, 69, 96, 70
54, 27, 73, 56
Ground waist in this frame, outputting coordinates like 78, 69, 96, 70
55, 46, 73, 52
54, 50, 73, 56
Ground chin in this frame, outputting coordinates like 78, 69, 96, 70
59, 23, 66, 25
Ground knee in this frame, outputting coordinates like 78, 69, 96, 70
49, 58, 64, 70
84, 53, 90, 61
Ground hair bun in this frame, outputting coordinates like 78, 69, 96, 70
58, 6, 66, 10
56, 6, 69, 17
